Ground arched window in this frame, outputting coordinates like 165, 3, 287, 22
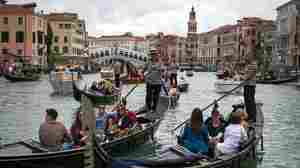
134, 54, 138, 59
90, 53, 95, 58
105, 50, 109, 56
100, 51, 104, 57
95, 52, 100, 58
128, 52, 133, 58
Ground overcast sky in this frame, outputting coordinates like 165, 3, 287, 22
10, 0, 290, 36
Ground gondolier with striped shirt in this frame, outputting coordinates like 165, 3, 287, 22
113, 61, 121, 88
144, 48, 162, 113
244, 58, 257, 122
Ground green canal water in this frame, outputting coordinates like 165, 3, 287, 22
0, 72, 299, 168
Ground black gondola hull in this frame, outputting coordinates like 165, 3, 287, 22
4, 74, 40, 82
257, 76, 298, 84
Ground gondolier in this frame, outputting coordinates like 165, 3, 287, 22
113, 61, 121, 88
244, 58, 257, 122
144, 48, 162, 113
167, 59, 178, 87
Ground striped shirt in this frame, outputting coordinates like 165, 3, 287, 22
167, 63, 178, 75
245, 61, 257, 86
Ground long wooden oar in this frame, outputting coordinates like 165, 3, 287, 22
111, 83, 139, 111
172, 78, 250, 132
124, 83, 139, 99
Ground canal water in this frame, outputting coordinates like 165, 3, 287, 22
0, 72, 300, 168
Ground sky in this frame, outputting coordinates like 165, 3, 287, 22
9, 0, 290, 37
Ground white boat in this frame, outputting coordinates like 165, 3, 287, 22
49, 70, 82, 95
214, 80, 243, 94
296, 81, 300, 88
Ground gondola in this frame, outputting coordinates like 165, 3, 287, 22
3, 73, 40, 82
73, 81, 120, 105
97, 94, 170, 155
256, 76, 298, 84
97, 102, 264, 168
0, 139, 89, 168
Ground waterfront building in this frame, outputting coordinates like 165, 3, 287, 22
46, 12, 87, 63
0, 1, 47, 65
145, 32, 186, 64
186, 7, 275, 70
274, 0, 300, 67
88, 32, 148, 54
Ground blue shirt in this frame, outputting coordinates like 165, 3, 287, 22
180, 125, 209, 154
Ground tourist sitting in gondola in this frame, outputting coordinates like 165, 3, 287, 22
204, 103, 227, 157
39, 108, 72, 151
215, 111, 248, 157
205, 105, 227, 142
90, 81, 101, 92
179, 108, 209, 155
70, 108, 90, 147
105, 99, 139, 139
230, 104, 249, 129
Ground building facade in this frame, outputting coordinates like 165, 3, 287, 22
275, 0, 300, 67
88, 32, 148, 54
46, 12, 87, 59
145, 32, 186, 64
0, 1, 47, 65
186, 7, 275, 70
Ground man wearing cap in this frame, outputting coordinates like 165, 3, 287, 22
144, 48, 163, 113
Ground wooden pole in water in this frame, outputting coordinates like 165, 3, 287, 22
261, 135, 264, 151
81, 95, 96, 168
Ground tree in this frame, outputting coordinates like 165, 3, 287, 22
46, 23, 53, 67
255, 32, 273, 79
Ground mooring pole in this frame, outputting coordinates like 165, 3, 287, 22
261, 135, 264, 151
81, 95, 96, 168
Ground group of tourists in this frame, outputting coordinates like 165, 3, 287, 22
103, 99, 139, 140
90, 79, 115, 95
144, 49, 179, 112
38, 98, 139, 151
179, 56, 258, 157
179, 104, 249, 158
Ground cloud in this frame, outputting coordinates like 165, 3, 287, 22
8, 0, 290, 36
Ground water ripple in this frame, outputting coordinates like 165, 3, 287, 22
1, 73, 300, 168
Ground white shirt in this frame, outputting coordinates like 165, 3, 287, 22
219, 124, 247, 154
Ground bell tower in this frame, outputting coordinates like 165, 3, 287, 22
188, 6, 197, 33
